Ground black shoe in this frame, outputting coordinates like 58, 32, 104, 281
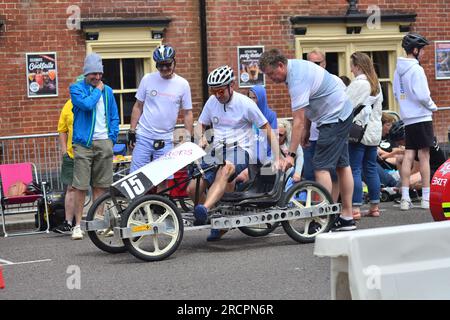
308, 221, 322, 235
330, 216, 356, 232
54, 221, 73, 235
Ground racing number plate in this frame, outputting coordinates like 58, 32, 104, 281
113, 171, 152, 201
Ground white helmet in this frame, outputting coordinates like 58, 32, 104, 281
207, 65, 235, 88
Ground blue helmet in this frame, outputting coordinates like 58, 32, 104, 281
153, 45, 176, 63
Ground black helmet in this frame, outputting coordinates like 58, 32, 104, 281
389, 120, 405, 141
402, 33, 429, 53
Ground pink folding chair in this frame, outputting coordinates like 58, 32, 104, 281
0, 162, 50, 237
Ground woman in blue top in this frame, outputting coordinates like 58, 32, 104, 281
248, 85, 277, 163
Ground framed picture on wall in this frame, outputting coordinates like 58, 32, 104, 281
26, 52, 58, 98
435, 41, 450, 80
237, 46, 265, 88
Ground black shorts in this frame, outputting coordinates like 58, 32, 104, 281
405, 121, 434, 150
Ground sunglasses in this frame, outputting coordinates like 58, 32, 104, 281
209, 87, 227, 97
156, 61, 174, 70
312, 61, 323, 66
279, 133, 286, 138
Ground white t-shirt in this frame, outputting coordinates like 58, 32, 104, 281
92, 95, 108, 140
287, 59, 352, 127
136, 72, 192, 140
198, 92, 268, 160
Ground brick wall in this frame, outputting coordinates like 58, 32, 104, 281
0, 0, 449, 142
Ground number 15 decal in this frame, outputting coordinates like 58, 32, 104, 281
121, 175, 145, 200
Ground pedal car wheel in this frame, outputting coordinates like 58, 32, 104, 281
281, 181, 334, 243
178, 197, 194, 212
121, 195, 183, 262
86, 192, 128, 254
239, 222, 280, 237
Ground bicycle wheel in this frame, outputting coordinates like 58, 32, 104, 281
121, 194, 184, 262
86, 192, 128, 253
84, 187, 92, 207
239, 222, 280, 237
281, 181, 335, 243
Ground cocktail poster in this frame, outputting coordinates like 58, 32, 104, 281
237, 46, 265, 88
26, 52, 58, 97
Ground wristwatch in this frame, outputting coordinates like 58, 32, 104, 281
287, 151, 296, 158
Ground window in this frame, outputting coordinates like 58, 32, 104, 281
295, 23, 405, 112
103, 58, 144, 124
363, 51, 391, 110
302, 52, 340, 76
83, 25, 165, 127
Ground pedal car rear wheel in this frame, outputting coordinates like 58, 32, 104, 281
86, 192, 128, 254
239, 222, 280, 237
121, 195, 184, 262
281, 181, 335, 243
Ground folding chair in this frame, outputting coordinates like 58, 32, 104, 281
0, 162, 50, 237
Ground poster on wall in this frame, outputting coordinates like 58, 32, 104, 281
435, 41, 450, 80
26, 52, 58, 98
237, 46, 265, 88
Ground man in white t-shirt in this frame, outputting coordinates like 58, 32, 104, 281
128, 45, 193, 176
187, 65, 280, 241
259, 49, 356, 232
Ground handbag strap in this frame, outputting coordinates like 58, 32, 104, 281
353, 104, 374, 117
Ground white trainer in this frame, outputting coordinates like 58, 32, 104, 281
400, 199, 413, 211
421, 199, 430, 210
72, 225, 84, 240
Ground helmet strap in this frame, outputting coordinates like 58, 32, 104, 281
222, 85, 232, 112
413, 48, 421, 64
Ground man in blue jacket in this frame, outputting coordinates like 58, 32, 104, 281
69, 53, 119, 240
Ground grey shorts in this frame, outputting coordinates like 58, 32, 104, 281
60, 153, 74, 186
72, 139, 113, 190
314, 115, 352, 171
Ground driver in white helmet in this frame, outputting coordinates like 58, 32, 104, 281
187, 65, 281, 241
128, 45, 193, 180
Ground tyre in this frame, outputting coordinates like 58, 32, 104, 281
121, 194, 184, 262
380, 191, 390, 202
178, 197, 194, 212
239, 222, 280, 237
84, 188, 92, 208
281, 181, 335, 243
86, 192, 128, 254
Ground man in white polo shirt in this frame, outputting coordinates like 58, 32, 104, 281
128, 45, 193, 175
259, 48, 356, 231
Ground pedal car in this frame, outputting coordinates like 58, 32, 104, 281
82, 142, 340, 261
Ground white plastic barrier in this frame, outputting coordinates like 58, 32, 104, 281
314, 221, 450, 300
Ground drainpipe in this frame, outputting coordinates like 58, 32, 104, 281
199, 0, 209, 105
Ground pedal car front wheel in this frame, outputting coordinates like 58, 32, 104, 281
281, 181, 335, 243
86, 192, 128, 254
121, 195, 184, 262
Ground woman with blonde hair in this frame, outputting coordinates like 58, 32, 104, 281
347, 52, 383, 219
278, 119, 303, 182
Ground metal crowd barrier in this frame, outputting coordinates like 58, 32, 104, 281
0, 133, 63, 191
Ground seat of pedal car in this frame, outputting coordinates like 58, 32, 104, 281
221, 165, 284, 204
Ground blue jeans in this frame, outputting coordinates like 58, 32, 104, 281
376, 163, 398, 187
302, 141, 316, 181
130, 135, 173, 173
349, 143, 380, 206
